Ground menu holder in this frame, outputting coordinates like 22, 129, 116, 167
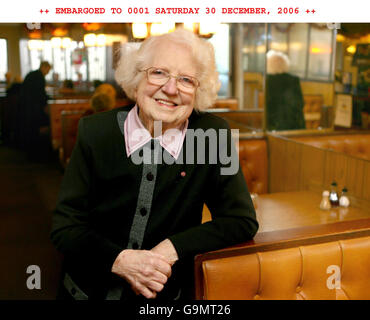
334, 94, 353, 128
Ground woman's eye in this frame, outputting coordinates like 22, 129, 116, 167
181, 77, 194, 84
152, 69, 165, 76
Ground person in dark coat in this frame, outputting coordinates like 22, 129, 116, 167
51, 29, 258, 301
18, 61, 51, 159
265, 50, 306, 131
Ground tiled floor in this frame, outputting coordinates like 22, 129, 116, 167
0, 146, 63, 299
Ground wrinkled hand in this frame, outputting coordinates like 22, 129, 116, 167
151, 239, 179, 266
111, 249, 172, 299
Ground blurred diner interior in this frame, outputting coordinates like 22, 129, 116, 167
0, 23, 369, 300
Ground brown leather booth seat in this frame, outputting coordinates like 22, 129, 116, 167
202, 138, 268, 223
50, 98, 133, 150
293, 134, 370, 161
238, 138, 268, 194
49, 100, 90, 150
59, 110, 85, 168
198, 235, 370, 300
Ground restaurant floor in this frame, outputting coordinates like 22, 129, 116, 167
0, 145, 63, 299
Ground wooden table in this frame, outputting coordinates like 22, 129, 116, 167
201, 190, 370, 252
255, 190, 370, 233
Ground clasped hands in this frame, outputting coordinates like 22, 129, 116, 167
111, 239, 178, 299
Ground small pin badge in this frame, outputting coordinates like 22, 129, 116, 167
180, 171, 186, 177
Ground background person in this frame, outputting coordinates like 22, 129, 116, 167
18, 61, 52, 160
265, 50, 306, 131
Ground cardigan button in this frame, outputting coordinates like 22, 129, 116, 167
146, 172, 154, 181
140, 208, 147, 216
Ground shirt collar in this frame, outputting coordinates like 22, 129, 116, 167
124, 105, 188, 160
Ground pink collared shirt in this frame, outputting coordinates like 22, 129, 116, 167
124, 105, 188, 160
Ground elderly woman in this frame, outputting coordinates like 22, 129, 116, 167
51, 29, 258, 301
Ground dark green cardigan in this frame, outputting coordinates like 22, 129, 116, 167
51, 105, 258, 300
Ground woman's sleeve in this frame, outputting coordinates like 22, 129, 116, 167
168, 122, 259, 259
50, 118, 123, 273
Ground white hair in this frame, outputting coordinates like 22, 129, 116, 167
114, 28, 220, 111
266, 50, 290, 74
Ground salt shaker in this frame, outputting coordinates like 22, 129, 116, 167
339, 187, 350, 207
320, 190, 331, 210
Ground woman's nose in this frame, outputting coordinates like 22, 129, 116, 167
161, 77, 178, 95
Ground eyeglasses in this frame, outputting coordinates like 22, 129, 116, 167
141, 67, 199, 93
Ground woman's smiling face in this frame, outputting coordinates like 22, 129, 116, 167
135, 41, 198, 134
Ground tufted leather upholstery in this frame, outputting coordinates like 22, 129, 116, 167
293, 134, 370, 161
238, 139, 268, 194
49, 101, 90, 150
50, 99, 133, 150
200, 236, 370, 300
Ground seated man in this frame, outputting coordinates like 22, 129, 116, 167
51, 29, 258, 301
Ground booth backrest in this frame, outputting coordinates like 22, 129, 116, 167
293, 134, 370, 161
210, 111, 263, 130
213, 98, 238, 110
238, 138, 268, 194
50, 98, 134, 150
49, 100, 90, 150
60, 110, 85, 167
199, 235, 370, 300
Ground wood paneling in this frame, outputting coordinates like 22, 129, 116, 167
268, 133, 370, 201
301, 81, 334, 106
363, 161, 370, 201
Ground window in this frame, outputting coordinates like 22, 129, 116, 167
19, 39, 106, 82
267, 23, 335, 81
288, 24, 309, 78
0, 38, 8, 82
242, 24, 266, 73
307, 26, 334, 81
208, 23, 230, 97
86, 46, 106, 82
270, 24, 289, 52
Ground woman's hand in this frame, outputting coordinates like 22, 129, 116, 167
151, 239, 179, 266
111, 249, 172, 299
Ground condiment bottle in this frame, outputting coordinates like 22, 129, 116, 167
320, 190, 331, 210
339, 187, 350, 207
329, 182, 339, 207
